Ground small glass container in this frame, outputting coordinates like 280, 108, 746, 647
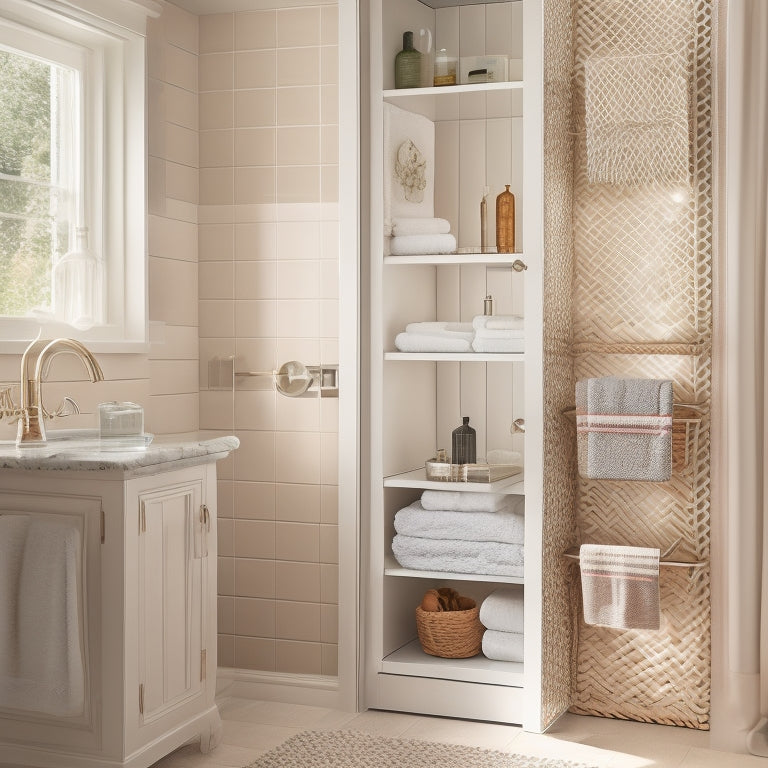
451, 416, 476, 465
433, 48, 457, 86
99, 401, 144, 439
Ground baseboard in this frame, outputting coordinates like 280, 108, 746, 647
215, 667, 347, 710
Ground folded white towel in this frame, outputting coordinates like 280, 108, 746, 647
392, 217, 451, 236
392, 534, 523, 577
479, 586, 524, 632
474, 328, 526, 340
390, 233, 457, 256
394, 501, 524, 545
395, 333, 472, 353
472, 337, 525, 353
486, 449, 524, 466
482, 629, 524, 662
473, 315, 525, 332
421, 490, 520, 513
404, 322, 474, 341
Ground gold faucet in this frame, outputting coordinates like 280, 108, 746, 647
16, 337, 104, 445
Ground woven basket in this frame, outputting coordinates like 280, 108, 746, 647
415, 602, 483, 659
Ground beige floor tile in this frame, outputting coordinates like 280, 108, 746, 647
680, 747, 768, 767
398, 714, 521, 751
341, 708, 429, 737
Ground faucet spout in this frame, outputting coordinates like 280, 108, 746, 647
16, 337, 104, 446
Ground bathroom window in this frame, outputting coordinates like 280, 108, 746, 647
0, 0, 154, 350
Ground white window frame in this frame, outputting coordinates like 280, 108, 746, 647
0, 0, 161, 352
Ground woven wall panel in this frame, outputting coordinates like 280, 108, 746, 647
567, 0, 713, 729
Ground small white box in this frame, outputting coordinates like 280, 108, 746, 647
459, 55, 509, 84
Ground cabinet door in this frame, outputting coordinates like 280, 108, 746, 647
137, 479, 206, 723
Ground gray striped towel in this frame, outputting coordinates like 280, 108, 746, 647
579, 544, 661, 630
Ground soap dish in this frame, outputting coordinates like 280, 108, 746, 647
99, 433, 154, 452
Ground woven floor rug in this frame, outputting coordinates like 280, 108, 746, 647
245, 730, 598, 768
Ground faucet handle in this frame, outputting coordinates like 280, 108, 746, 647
49, 396, 81, 419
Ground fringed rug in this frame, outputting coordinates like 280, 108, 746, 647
245, 730, 598, 768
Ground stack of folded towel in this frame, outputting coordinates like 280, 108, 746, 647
471, 314, 525, 353
479, 586, 524, 662
390, 217, 457, 256
395, 321, 474, 353
391, 490, 524, 578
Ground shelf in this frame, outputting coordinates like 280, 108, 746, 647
382, 639, 524, 687
383, 81, 523, 100
385, 564, 524, 585
384, 253, 526, 268
385, 352, 525, 362
384, 467, 525, 494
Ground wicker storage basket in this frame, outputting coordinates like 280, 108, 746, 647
415, 602, 483, 659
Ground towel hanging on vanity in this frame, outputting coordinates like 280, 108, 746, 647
579, 543, 661, 630
576, 376, 673, 481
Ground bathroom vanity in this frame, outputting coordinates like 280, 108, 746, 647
0, 433, 238, 768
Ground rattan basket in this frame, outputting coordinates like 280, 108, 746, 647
415, 602, 484, 659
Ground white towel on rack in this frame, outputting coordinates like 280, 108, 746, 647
479, 586, 524, 633
482, 630, 524, 662
404, 322, 474, 341
392, 217, 451, 236
391, 534, 523, 578
395, 333, 472, 353
471, 337, 525, 354
394, 501, 524, 545
390, 233, 457, 256
579, 543, 661, 630
420, 490, 520, 513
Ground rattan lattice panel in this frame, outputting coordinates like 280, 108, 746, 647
567, 0, 713, 729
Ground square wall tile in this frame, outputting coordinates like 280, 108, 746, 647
320, 220, 339, 260
277, 127, 320, 166
275, 395, 320, 433
321, 603, 338, 644
321, 166, 339, 203
276, 601, 321, 642
199, 53, 234, 92
234, 389, 277, 431
234, 299, 278, 338
319, 523, 338, 564
199, 13, 233, 54
200, 91, 234, 130
146, 393, 199, 435
276, 166, 321, 204
165, 123, 198, 167
277, 260, 320, 299
235, 128, 276, 167
235, 10, 276, 51
199, 260, 234, 299
164, 44, 198, 93
218, 596, 235, 635
276, 338, 320, 369
320, 563, 338, 604
276, 483, 321, 523
234, 481, 276, 520
321, 6, 339, 45
320, 85, 338, 125
198, 299, 234, 338
277, 7, 321, 48
277, 87, 320, 127
165, 82, 198, 131
217, 479, 234, 519
235, 167, 276, 205
234, 558, 275, 599
199, 223, 234, 262
276, 521, 319, 562
319, 298, 339, 338
275, 561, 320, 602
218, 518, 234, 557
321, 643, 338, 676
235, 222, 277, 260
235, 90, 276, 128
218, 556, 235, 596
234, 597, 275, 637
277, 299, 320, 339
199, 337, 234, 388
235, 261, 278, 300
321, 431, 338, 485
149, 359, 198, 395
162, 3, 198, 55
200, 168, 234, 206
277, 221, 321, 260
234, 637, 275, 671
165, 161, 199, 205
233, 520, 276, 559
236, 51, 276, 89
275, 640, 321, 675
235, 338, 278, 372
218, 634, 235, 667
321, 46, 338, 86
199, 390, 234, 430
149, 215, 198, 261
234, 430, 276, 482
276, 48, 320, 87
275, 431, 321, 484
320, 485, 338, 524
321, 125, 338, 164
320, 397, 338, 433
149, 257, 198, 325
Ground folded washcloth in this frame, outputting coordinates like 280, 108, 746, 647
392, 534, 524, 577
392, 217, 451, 236
390, 233, 457, 256
486, 449, 524, 466
404, 322, 474, 341
479, 586, 524, 633
395, 333, 472, 353
472, 338, 525, 353
394, 501, 524, 544
482, 630, 524, 662
473, 315, 525, 332
421, 490, 521, 513
576, 376, 673, 482
579, 544, 661, 630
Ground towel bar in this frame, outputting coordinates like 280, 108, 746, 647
562, 547, 707, 569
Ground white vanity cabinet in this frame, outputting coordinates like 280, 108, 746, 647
0, 436, 237, 768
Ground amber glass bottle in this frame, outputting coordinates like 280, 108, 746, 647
496, 185, 515, 253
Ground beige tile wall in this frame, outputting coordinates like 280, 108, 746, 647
197, 4, 340, 678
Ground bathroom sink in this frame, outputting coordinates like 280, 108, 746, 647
0, 429, 153, 453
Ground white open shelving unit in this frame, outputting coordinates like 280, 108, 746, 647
364, 0, 550, 732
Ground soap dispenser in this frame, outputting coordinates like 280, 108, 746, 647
452, 416, 476, 465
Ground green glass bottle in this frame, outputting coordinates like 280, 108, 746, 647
395, 31, 421, 89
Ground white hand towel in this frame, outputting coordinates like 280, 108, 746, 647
390, 233, 457, 256
479, 586, 524, 633
420, 490, 522, 513
579, 543, 661, 630
472, 315, 524, 332
394, 501, 524, 545
404, 322, 474, 341
471, 337, 525, 354
0, 515, 31, 682
395, 333, 472, 353
391, 534, 524, 578
392, 217, 451, 236
482, 630, 524, 662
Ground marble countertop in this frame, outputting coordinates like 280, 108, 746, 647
0, 431, 239, 475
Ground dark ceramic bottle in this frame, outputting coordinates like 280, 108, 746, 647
452, 416, 476, 465
395, 31, 421, 89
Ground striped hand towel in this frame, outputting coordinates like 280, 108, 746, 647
579, 544, 661, 630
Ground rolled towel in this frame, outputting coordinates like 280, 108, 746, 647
392, 534, 524, 577
393, 217, 451, 236
479, 586, 524, 633
390, 233, 457, 256
472, 337, 525, 354
404, 321, 474, 341
473, 315, 524, 332
421, 490, 520, 513
395, 333, 472, 353
482, 630, 524, 662
394, 500, 524, 545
